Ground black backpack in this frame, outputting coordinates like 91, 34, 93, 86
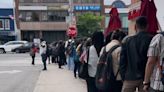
95, 45, 120, 91
66, 41, 73, 55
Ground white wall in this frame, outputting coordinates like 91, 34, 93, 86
154, 0, 164, 31
104, 0, 131, 6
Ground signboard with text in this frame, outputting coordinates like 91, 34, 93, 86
74, 6, 101, 11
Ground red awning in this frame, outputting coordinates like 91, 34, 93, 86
104, 7, 122, 37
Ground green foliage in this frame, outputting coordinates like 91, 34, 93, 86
77, 13, 102, 37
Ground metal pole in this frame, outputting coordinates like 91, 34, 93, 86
69, 0, 73, 25
13, 0, 21, 40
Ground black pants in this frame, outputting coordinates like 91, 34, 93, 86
47, 56, 51, 64
31, 55, 35, 65
86, 77, 99, 92
41, 54, 47, 70
74, 61, 80, 78
58, 56, 65, 68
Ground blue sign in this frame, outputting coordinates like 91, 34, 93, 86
74, 6, 101, 11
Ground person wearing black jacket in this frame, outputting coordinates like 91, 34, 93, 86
120, 16, 153, 92
58, 41, 66, 69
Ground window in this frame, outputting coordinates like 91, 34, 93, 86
19, 0, 34, 3
0, 19, 4, 30
19, 12, 26, 21
32, 12, 40, 21
112, 1, 126, 8
122, 16, 128, 28
41, 12, 47, 21
5, 19, 10, 30
26, 12, 33, 21
48, 11, 68, 22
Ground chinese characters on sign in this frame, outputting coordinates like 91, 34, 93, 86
74, 6, 101, 11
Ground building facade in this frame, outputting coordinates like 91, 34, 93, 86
19, 0, 69, 43
0, 9, 16, 43
102, 0, 130, 33
128, 0, 164, 35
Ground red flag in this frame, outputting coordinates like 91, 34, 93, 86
140, 0, 158, 35
104, 7, 122, 37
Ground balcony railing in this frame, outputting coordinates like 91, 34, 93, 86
20, 22, 67, 31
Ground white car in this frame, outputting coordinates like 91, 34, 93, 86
0, 41, 28, 54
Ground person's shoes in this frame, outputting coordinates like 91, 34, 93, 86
42, 68, 47, 71
32, 63, 35, 65
59, 67, 63, 69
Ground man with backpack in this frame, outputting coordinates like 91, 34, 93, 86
120, 16, 153, 92
65, 38, 75, 70
143, 32, 164, 92
95, 30, 125, 92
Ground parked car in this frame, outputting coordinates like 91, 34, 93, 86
12, 43, 39, 53
0, 41, 28, 54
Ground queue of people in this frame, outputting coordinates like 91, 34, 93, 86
29, 16, 164, 92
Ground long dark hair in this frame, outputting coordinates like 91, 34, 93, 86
91, 31, 104, 56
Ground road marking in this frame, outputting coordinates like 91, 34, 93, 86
0, 70, 22, 74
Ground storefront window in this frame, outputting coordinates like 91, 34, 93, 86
5, 19, 10, 30
0, 19, 4, 30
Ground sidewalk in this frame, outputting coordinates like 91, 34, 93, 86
33, 64, 87, 92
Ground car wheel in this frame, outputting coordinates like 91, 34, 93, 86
0, 49, 5, 54
15, 50, 20, 53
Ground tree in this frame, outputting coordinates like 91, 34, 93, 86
77, 13, 102, 37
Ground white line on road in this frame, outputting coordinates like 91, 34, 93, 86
0, 70, 22, 74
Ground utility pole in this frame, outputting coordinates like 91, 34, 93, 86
13, 0, 21, 40
69, 0, 74, 26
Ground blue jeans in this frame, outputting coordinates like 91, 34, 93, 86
67, 56, 74, 71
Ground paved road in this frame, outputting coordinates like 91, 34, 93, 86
0, 53, 42, 92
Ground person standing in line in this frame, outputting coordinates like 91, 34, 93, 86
30, 43, 38, 65
73, 39, 82, 78
99, 30, 126, 92
46, 44, 51, 64
143, 32, 164, 92
58, 41, 66, 69
86, 31, 104, 92
65, 38, 74, 70
40, 39, 48, 71
120, 16, 153, 92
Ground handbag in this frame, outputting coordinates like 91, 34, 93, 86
30, 49, 35, 56
78, 48, 90, 79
